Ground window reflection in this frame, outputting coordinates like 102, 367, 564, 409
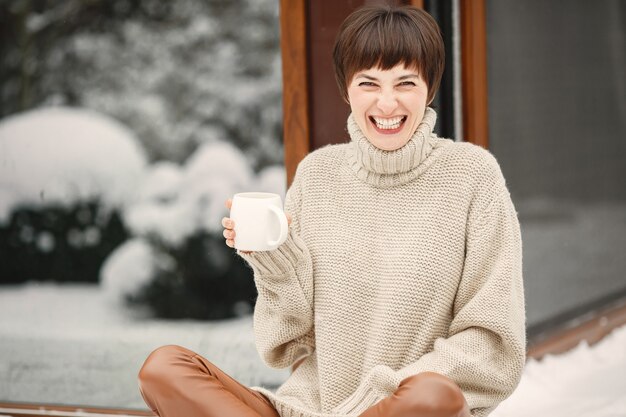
0, 0, 287, 409
486, 0, 626, 333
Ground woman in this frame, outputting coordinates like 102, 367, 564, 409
138, 5, 525, 417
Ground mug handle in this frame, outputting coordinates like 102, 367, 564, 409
267, 205, 289, 249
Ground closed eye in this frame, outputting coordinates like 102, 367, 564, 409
398, 81, 416, 87
358, 82, 377, 87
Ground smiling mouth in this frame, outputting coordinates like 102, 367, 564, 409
369, 116, 407, 134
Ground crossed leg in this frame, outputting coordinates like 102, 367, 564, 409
138, 345, 279, 417
139, 345, 470, 417
358, 372, 471, 417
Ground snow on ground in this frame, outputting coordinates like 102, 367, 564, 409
0, 283, 624, 415
492, 324, 626, 416
0, 283, 289, 409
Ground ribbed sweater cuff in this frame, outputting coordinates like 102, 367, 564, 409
238, 230, 308, 276
333, 364, 400, 415
334, 386, 383, 416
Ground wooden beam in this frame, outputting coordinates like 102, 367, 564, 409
527, 299, 626, 360
280, 0, 311, 187
408, 0, 425, 8
0, 403, 153, 417
460, 0, 489, 148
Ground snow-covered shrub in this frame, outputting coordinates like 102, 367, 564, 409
0, 202, 128, 283
124, 141, 256, 246
255, 165, 287, 197
101, 238, 158, 304
131, 232, 258, 320
0, 107, 147, 283
102, 228, 258, 320
102, 141, 287, 319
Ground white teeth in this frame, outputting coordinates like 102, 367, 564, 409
372, 116, 404, 130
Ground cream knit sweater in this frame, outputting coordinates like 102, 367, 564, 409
240, 108, 525, 417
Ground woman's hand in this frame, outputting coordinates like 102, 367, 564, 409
221, 198, 240, 250
222, 198, 292, 255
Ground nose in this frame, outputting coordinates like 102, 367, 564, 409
376, 89, 398, 115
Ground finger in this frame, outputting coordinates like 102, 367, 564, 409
225, 239, 234, 248
223, 229, 235, 239
286, 213, 292, 225
221, 217, 234, 229
225, 198, 233, 209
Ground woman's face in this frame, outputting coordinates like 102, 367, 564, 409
346, 63, 429, 151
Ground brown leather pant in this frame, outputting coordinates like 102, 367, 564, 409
138, 345, 470, 417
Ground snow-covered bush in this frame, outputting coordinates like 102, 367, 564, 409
102, 140, 286, 319
124, 141, 255, 246
0, 107, 147, 283
101, 238, 158, 304
0, 106, 287, 318
255, 165, 288, 197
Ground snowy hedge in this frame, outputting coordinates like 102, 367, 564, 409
1, 106, 286, 319
101, 140, 286, 319
0, 107, 145, 283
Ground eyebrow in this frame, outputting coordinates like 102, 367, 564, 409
355, 73, 420, 81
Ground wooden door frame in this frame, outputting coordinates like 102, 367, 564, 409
279, 0, 310, 186
459, 0, 489, 148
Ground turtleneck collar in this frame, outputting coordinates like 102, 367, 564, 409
346, 107, 442, 188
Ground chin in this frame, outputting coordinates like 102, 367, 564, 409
369, 139, 405, 151
368, 132, 411, 151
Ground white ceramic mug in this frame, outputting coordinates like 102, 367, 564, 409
230, 192, 289, 251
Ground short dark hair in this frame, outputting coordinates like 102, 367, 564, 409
332, 5, 445, 104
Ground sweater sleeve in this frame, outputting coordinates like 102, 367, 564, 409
237, 162, 315, 369
335, 183, 526, 417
